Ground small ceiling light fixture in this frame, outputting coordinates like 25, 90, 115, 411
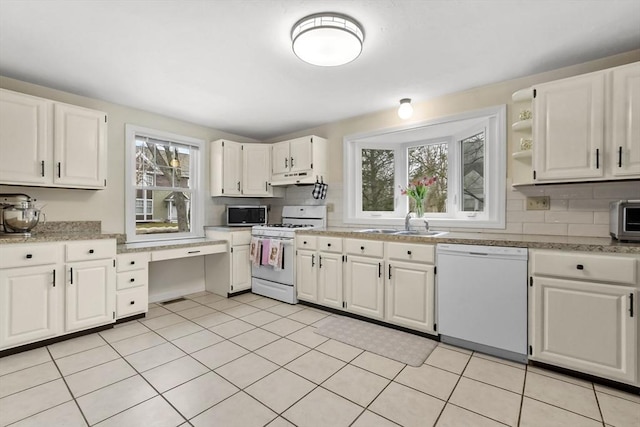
398, 98, 413, 119
291, 13, 364, 67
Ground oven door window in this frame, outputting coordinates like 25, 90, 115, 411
625, 207, 640, 232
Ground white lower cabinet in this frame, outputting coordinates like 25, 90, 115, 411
115, 252, 149, 319
0, 240, 116, 351
65, 259, 115, 332
529, 249, 639, 386
0, 264, 61, 348
296, 249, 318, 302
318, 252, 343, 309
345, 254, 385, 320
205, 228, 252, 296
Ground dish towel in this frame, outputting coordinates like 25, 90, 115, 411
249, 237, 261, 266
268, 239, 283, 270
260, 239, 271, 266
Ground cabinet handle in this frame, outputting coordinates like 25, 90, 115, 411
130, 261, 135, 265
89, 249, 94, 254
303, 241, 307, 245
52, 269, 56, 287
265, 181, 268, 192
130, 278, 135, 282
188, 250, 201, 254
407, 250, 412, 255
290, 157, 294, 168
41, 160, 45, 177
311, 254, 315, 267
26, 254, 33, 259
57, 162, 61, 178
237, 181, 241, 191
130, 300, 135, 305
388, 264, 392, 280
630, 293, 634, 318
327, 243, 331, 247
319, 255, 322, 269
595, 149, 600, 169
360, 246, 365, 251
618, 146, 623, 168
70, 267, 73, 284
378, 262, 382, 278
285, 157, 288, 169
576, 264, 584, 270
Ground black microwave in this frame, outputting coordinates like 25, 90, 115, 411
226, 205, 267, 226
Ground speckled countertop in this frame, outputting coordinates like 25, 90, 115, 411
296, 228, 640, 254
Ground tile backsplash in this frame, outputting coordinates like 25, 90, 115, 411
271, 179, 639, 238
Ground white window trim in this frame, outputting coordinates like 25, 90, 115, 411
343, 105, 506, 229
125, 124, 205, 243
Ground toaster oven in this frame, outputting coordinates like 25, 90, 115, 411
610, 200, 640, 242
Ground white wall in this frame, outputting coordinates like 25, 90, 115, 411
0, 75, 262, 234
267, 50, 640, 237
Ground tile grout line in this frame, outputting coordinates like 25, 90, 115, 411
49, 346, 91, 427
516, 364, 528, 426
430, 348, 475, 426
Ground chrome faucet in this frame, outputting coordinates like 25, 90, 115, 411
405, 212, 412, 231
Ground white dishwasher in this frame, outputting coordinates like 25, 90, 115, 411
436, 244, 528, 363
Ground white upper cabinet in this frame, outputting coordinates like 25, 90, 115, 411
270, 135, 327, 185
610, 62, 640, 177
0, 89, 108, 189
533, 71, 606, 181
531, 61, 640, 183
242, 143, 271, 196
53, 103, 107, 188
0, 90, 50, 185
211, 140, 281, 197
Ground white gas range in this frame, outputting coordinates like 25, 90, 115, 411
251, 206, 326, 303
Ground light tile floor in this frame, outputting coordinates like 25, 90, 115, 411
1, 291, 639, 427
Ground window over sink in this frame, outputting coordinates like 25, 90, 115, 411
125, 125, 204, 242
344, 105, 506, 229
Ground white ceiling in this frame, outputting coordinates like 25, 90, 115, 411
1, 0, 639, 140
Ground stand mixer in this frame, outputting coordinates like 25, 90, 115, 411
0, 194, 44, 237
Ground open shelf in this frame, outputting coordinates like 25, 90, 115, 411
512, 119, 532, 132
512, 150, 532, 160
512, 88, 533, 102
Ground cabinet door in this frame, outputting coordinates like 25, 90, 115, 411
386, 261, 435, 333
530, 277, 637, 384
345, 255, 384, 320
289, 137, 313, 173
610, 62, 640, 177
272, 141, 290, 175
0, 89, 51, 185
66, 259, 115, 332
243, 144, 271, 196
296, 249, 317, 302
222, 141, 242, 195
318, 252, 343, 309
53, 103, 107, 188
533, 72, 605, 181
231, 245, 251, 292
0, 265, 60, 349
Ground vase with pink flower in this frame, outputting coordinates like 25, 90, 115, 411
400, 176, 437, 218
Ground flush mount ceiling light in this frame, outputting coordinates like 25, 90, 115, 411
291, 13, 364, 67
398, 98, 413, 119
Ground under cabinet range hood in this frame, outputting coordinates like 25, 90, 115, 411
269, 136, 327, 186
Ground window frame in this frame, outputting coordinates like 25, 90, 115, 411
125, 124, 205, 243
343, 105, 506, 229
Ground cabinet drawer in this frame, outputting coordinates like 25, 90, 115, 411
117, 269, 147, 291
116, 287, 148, 318
66, 240, 115, 262
318, 237, 342, 253
231, 231, 252, 246
296, 236, 317, 250
116, 252, 150, 272
150, 244, 226, 262
531, 250, 637, 285
0, 243, 61, 269
386, 242, 435, 264
345, 239, 384, 257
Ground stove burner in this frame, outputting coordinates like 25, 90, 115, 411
266, 223, 313, 229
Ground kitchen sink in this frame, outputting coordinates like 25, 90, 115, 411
357, 228, 448, 237
393, 230, 448, 237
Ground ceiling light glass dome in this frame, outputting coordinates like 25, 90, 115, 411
291, 13, 364, 67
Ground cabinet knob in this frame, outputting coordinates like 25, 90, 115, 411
130, 300, 135, 305
360, 246, 365, 250
130, 261, 135, 265
303, 241, 307, 245
26, 254, 33, 259
327, 243, 331, 247
89, 249, 94, 254
130, 278, 135, 282
576, 264, 584, 270
407, 250, 412, 255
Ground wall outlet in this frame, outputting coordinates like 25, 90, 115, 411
326, 203, 334, 213
526, 196, 550, 210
